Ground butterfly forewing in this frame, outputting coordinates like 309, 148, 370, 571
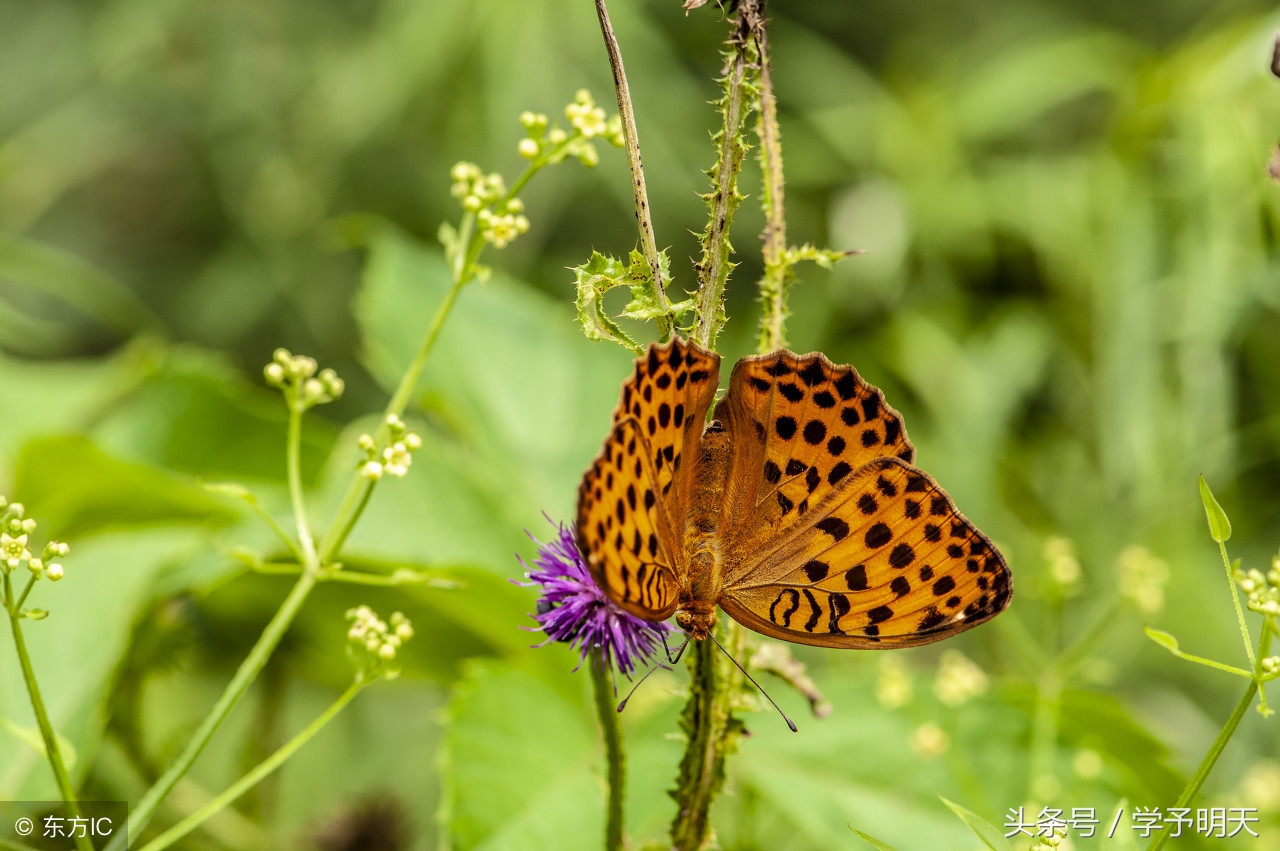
716, 350, 915, 551
719, 458, 1011, 648
577, 339, 721, 621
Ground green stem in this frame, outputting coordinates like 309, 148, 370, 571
1145, 681, 1258, 851
137, 681, 364, 851
286, 400, 317, 565
670, 624, 744, 851
1146, 628, 1273, 850
110, 568, 320, 849
594, 0, 673, 343
589, 652, 626, 851
0, 837, 40, 851
1220, 542, 1256, 669
316, 270, 469, 565
1025, 669, 1062, 801
692, 15, 755, 351
748, 0, 790, 352
4, 574, 94, 851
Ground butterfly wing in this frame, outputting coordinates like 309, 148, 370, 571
715, 351, 1011, 648
576, 339, 721, 621
715, 349, 915, 548
719, 457, 1011, 647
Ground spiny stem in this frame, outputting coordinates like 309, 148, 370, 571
595, 0, 673, 343
589, 651, 626, 851
748, 0, 790, 352
670, 624, 745, 851
4, 574, 94, 851
137, 680, 364, 851
692, 15, 755, 351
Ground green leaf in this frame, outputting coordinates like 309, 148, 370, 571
1141, 627, 1251, 677
439, 658, 602, 851
939, 796, 1015, 851
1198, 475, 1232, 543
572, 250, 642, 353
850, 828, 902, 850
0, 716, 77, 769
12, 435, 238, 540
1143, 626, 1180, 652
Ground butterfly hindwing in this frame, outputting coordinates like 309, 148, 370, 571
718, 457, 1012, 648
577, 338, 721, 622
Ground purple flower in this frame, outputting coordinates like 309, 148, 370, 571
515, 519, 672, 678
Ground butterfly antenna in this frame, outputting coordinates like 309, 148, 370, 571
711, 635, 798, 732
616, 661, 672, 712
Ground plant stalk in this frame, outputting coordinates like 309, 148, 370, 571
589, 651, 626, 851
595, 0, 673, 343
748, 0, 790, 352
692, 15, 755, 351
137, 681, 364, 851
670, 624, 744, 851
1146, 628, 1273, 850
4, 574, 94, 851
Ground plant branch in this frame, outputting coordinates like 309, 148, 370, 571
110, 568, 320, 849
670, 624, 745, 851
4, 574, 93, 851
691, 14, 756, 350
595, 0, 673, 343
590, 651, 626, 851
748, 0, 790, 351
137, 680, 364, 851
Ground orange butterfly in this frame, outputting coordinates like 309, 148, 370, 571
576, 338, 1011, 649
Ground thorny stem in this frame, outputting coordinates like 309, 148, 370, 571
692, 13, 755, 351
1146, 624, 1274, 851
4, 573, 94, 851
590, 650, 626, 851
137, 680, 365, 851
670, 623, 745, 851
595, 0, 673, 343
749, 0, 790, 352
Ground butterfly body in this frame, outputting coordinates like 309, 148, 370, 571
577, 338, 1011, 650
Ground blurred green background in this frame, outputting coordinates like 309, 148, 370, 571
2, 0, 1280, 848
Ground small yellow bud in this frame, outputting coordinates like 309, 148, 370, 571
361, 461, 384, 481
378, 643, 397, 660
518, 138, 540, 159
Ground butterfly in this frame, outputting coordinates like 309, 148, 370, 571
576, 338, 1011, 649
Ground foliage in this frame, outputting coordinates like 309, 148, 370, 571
2, 0, 1280, 849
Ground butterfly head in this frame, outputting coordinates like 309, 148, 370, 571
675, 601, 717, 641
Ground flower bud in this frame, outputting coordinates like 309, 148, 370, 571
264, 363, 285, 385
361, 461, 384, 481
518, 138, 539, 159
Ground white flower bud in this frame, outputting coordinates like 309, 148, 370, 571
518, 138, 539, 159
273, 348, 292, 366
28, 558, 43, 576
361, 461, 383, 481
358, 434, 376, 451
20, 518, 36, 534
404, 433, 422, 451
548, 128, 567, 145
396, 622, 414, 640
378, 643, 397, 660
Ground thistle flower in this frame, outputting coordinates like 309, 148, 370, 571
515, 519, 671, 678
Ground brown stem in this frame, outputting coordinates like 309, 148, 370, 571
595, 0, 673, 342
